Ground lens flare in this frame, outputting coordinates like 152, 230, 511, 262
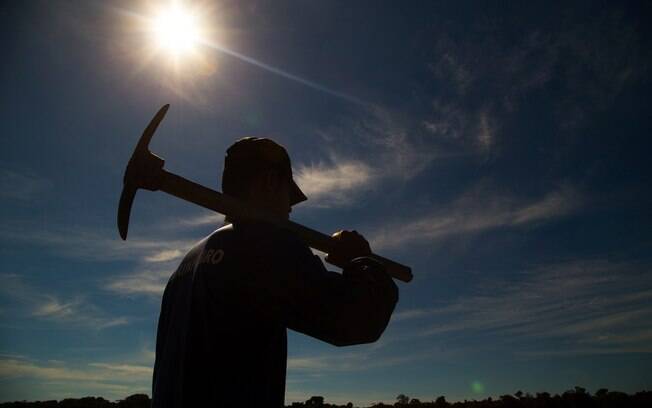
471, 381, 485, 394
151, 3, 199, 54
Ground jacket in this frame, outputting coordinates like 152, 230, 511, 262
152, 220, 398, 407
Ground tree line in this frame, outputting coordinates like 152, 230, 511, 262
1, 387, 651, 408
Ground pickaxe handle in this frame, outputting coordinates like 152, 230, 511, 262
158, 169, 413, 282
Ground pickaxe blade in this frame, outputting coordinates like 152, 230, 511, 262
117, 104, 170, 240
118, 183, 137, 240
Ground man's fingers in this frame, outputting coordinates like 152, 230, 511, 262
332, 230, 363, 239
328, 229, 372, 264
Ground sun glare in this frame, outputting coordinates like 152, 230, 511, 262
151, 3, 200, 54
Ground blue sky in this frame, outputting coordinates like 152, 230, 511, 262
1, 0, 651, 405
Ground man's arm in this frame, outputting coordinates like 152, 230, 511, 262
279, 230, 399, 346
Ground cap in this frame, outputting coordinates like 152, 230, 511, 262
223, 137, 308, 205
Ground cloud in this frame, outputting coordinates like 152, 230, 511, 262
422, 100, 499, 158
370, 184, 580, 250
287, 347, 436, 374
0, 222, 195, 263
88, 363, 153, 376
0, 218, 211, 299
176, 212, 225, 228
0, 274, 129, 330
33, 297, 82, 319
105, 268, 171, 297
299, 105, 448, 207
0, 168, 52, 201
0, 219, 194, 301
296, 159, 375, 207
0, 356, 152, 401
34, 297, 129, 330
357, 105, 441, 181
392, 258, 652, 357
422, 7, 648, 154
0, 358, 102, 382
476, 110, 494, 153
515, 345, 652, 358
143, 249, 184, 263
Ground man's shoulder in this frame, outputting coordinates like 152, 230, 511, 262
177, 221, 313, 273
213, 221, 307, 248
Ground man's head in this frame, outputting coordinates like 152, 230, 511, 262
222, 137, 307, 219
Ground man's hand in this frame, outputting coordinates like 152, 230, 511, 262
325, 230, 372, 267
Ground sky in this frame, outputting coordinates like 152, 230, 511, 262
1, 0, 651, 405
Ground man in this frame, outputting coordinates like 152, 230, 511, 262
152, 137, 399, 407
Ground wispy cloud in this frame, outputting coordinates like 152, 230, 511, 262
88, 362, 153, 376
298, 105, 448, 207
105, 268, 171, 297
143, 249, 184, 263
0, 218, 211, 299
33, 297, 83, 319
392, 258, 652, 357
422, 100, 499, 157
0, 356, 151, 401
296, 159, 375, 207
0, 358, 104, 382
370, 184, 580, 250
0, 223, 195, 264
0, 168, 52, 201
424, 9, 647, 153
287, 342, 446, 375
0, 274, 129, 330
476, 110, 494, 153
358, 105, 442, 181
176, 212, 225, 228
33, 296, 129, 330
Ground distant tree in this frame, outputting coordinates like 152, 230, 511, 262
396, 394, 409, 405
409, 398, 421, 405
574, 386, 587, 395
500, 394, 518, 407
60, 397, 111, 408
305, 396, 324, 407
604, 390, 629, 406
434, 395, 448, 407
37, 401, 58, 408
633, 391, 652, 407
117, 394, 150, 408
596, 388, 609, 398
514, 390, 523, 399
435, 395, 448, 408
78, 397, 112, 408
536, 392, 551, 399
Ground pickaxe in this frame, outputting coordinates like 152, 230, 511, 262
118, 105, 413, 282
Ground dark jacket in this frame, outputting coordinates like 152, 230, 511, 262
152, 221, 398, 407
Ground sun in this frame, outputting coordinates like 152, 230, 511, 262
151, 3, 200, 55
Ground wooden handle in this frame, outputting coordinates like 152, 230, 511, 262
159, 170, 413, 282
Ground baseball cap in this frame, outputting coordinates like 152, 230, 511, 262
223, 137, 308, 205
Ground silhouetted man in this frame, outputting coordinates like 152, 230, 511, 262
152, 137, 398, 407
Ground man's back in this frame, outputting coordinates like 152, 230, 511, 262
152, 221, 398, 407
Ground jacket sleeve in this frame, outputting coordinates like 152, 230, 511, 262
278, 236, 399, 347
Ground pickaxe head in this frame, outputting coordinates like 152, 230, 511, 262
118, 104, 170, 240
